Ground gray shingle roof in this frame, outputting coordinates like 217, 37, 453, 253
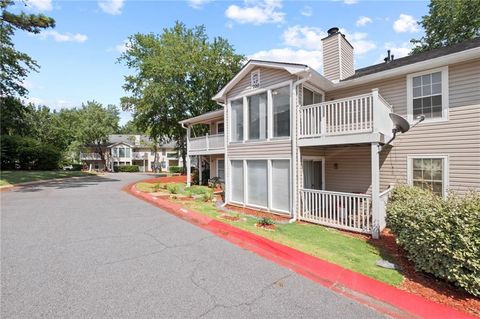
343, 37, 480, 81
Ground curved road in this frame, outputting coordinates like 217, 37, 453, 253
1, 173, 387, 318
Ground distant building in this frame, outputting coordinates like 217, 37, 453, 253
80, 134, 182, 172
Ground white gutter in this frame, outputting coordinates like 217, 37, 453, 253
289, 72, 311, 223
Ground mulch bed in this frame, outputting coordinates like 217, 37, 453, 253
224, 204, 290, 222
144, 175, 187, 184
369, 229, 480, 317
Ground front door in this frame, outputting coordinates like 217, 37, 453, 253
303, 159, 324, 190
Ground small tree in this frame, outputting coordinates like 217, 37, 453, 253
411, 0, 480, 54
76, 101, 120, 169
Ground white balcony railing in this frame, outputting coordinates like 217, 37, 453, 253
299, 91, 392, 139
132, 152, 148, 160
189, 133, 225, 153
80, 152, 101, 160
299, 189, 372, 233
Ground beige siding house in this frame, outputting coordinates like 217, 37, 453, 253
180, 28, 480, 238
80, 134, 181, 172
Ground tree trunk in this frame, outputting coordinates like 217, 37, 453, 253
95, 143, 107, 171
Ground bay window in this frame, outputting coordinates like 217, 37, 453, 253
248, 93, 268, 140
231, 99, 243, 142
272, 86, 290, 137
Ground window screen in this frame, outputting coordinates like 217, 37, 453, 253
247, 160, 268, 207
272, 86, 290, 137
231, 160, 244, 203
248, 93, 268, 140
231, 99, 243, 142
271, 160, 290, 212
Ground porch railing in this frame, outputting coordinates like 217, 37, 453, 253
299, 189, 372, 233
298, 91, 392, 139
189, 133, 225, 152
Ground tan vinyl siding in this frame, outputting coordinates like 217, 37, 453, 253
322, 36, 340, 82
227, 67, 296, 99
326, 59, 480, 195
301, 145, 372, 194
228, 140, 292, 159
340, 37, 354, 79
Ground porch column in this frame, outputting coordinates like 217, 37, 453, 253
186, 155, 191, 187
198, 155, 203, 185
371, 142, 380, 239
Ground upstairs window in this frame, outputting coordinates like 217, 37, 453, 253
303, 87, 323, 106
272, 86, 290, 137
408, 67, 448, 121
217, 122, 224, 134
231, 99, 243, 142
248, 92, 268, 140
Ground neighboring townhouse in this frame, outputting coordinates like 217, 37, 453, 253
180, 28, 480, 238
80, 134, 182, 172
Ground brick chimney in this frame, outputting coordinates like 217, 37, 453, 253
321, 27, 354, 82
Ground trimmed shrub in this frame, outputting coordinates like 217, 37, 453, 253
114, 165, 139, 172
168, 166, 183, 174
387, 185, 480, 297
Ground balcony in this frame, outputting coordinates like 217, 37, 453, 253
132, 152, 148, 160
298, 90, 393, 146
188, 133, 225, 155
80, 153, 101, 160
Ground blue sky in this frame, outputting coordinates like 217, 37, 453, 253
13, 0, 429, 124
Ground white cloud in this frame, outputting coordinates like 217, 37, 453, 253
300, 5, 312, 17
25, 97, 77, 110
376, 42, 412, 63
356, 16, 372, 27
343, 0, 358, 4
25, 97, 45, 106
345, 31, 376, 55
393, 14, 418, 33
250, 48, 323, 70
98, 0, 124, 15
113, 40, 131, 53
38, 30, 88, 43
225, 0, 285, 25
26, 0, 52, 11
188, 0, 213, 9
282, 25, 325, 50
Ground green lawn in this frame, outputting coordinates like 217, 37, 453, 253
0, 170, 94, 186
139, 182, 404, 286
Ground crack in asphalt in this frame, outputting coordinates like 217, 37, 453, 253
195, 273, 295, 318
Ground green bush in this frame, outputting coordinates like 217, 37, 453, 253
166, 184, 180, 194
71, 164, 83, 171
0, 135, 61, 170
114, 165, 139, 172
387, 185, 480, 296
168, 166, 183, 174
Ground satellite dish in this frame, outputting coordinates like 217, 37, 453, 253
389, 113, 410, 133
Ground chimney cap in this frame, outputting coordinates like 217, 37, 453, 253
327, 27, 340, 36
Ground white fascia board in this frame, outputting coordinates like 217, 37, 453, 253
179, 109, 224, 126
333, 47, 480, 90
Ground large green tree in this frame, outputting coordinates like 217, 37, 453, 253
1, 0, 55, 97
119, 21, 244, 170
411, 0, 480, 54
76, 101, 120, 168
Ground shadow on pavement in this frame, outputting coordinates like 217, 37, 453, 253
12, 176, 121, 192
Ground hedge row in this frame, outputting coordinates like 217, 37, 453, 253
114, 165, 139, 172
1, 135, 62, 170
168, 166, 183, 174
387, 185, 480, 297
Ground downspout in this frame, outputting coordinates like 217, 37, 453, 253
289, 71, 312, 223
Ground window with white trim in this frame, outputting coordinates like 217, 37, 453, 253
216, 122, 224, 134
408, 156, 448, 197
272, 86, 290, 137
247, 160, 268, 207
230, 160, 244, 203
217, 159, 225, 181
303, 87, 323, 106
231, 99, 243, 142
407, 67, 448, 121
248, 93, 268, 140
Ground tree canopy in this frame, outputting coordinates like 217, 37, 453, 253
411, 0, 480, 54
119, 21, 244, 167
1, 0, 55, 97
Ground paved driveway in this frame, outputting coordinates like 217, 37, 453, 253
1, 173, 387, 318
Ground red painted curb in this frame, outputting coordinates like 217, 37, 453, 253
125, 181, 476, 319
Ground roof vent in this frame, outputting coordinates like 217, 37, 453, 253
384, 49, 395, 63
327, 27, 339, 36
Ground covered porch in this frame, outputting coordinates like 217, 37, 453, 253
298, 143, 390, 237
